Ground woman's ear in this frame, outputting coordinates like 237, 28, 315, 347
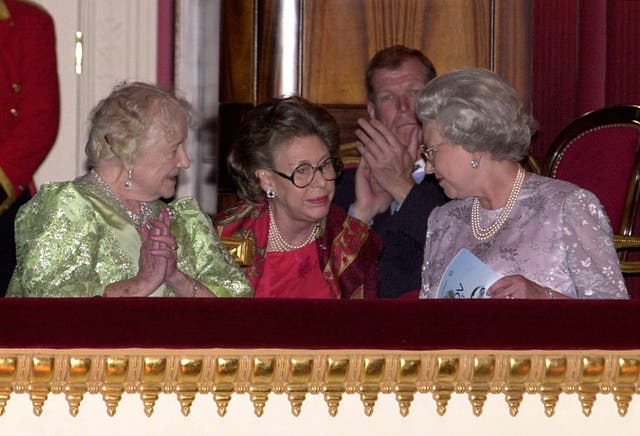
471, 151, 484, 165
255, 169, 273, 193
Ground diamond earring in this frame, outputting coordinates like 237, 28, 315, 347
124, 168, 134, 191
470, 160, 479, 169
266, 188, 276, 198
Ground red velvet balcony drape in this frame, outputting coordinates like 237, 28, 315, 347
1, 298, 640, 350
532, 0, 640, 161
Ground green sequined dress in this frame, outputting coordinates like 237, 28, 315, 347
7, 175, 254, 297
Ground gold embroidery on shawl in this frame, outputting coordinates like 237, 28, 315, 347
322, 218, 369, 294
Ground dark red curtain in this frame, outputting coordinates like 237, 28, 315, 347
157, 0, 176, 90
531, 0, 640, 162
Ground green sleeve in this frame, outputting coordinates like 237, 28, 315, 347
7, 183, 108, 297
169, 198, 254, 297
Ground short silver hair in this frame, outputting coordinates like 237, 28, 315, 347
415, 68, 537, 161
85, 82, 192, 166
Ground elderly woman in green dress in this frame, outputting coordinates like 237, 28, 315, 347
8, 82, 253, 297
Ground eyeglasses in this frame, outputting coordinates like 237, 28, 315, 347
420, 141, 448, 162
272, 157, 343, 188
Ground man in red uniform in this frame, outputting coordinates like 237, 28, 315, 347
0, 0, 60, 295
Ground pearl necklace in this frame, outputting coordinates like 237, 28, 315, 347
470, 166, 525, 241
91, 169, 154, 229
268, 205, 319, 252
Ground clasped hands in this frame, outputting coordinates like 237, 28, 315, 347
351, 118, 418, 223
135, 207, 182, 295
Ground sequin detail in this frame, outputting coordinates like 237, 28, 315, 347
90, 169, 154, 229
7, 180, 254, 298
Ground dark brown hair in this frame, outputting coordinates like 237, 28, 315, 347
228, 96, 340, 203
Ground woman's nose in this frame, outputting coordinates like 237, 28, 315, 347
311, 168, 329, 187
178, 146, 191, 169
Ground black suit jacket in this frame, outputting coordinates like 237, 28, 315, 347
334, 167, 447, 297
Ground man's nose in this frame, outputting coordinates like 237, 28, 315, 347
398, 95, 411, 112
425, 159, 435, 174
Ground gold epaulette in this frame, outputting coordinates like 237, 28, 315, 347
0, 1, 10, 20
0, 166, 17, 216
0, 1, 51, 20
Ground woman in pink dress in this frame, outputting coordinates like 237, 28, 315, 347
417, 68, 628, 300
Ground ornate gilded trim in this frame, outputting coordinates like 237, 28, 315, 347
0, 348, 638, 418
220, 235, 254, 267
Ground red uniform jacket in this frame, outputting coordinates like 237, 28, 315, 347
0, 0, 59, 212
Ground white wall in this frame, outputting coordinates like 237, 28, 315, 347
32, 0, 79, 187
33, 0, 157, 187
175, 0, 221, 213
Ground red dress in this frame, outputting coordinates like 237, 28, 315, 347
255, 243, 333, 298
214, 201, 382, 299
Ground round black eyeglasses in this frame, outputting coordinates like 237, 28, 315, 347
271, 157, 343, 188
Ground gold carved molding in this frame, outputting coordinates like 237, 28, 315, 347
220, 235, 255, 267
0, 348, 638, 418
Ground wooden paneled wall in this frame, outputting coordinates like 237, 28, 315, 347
218, 0, 532, 208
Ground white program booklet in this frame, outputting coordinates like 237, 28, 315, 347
437, 249, 502, 299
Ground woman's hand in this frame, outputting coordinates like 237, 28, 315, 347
147, 208, 179, 282
145, 208, 212, 297
487, 275, 570, 299
136, 222, 168, 292
103, 223, 167, 297
352, 158, 393, 223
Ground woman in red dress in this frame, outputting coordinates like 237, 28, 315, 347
215, 96, 381, 298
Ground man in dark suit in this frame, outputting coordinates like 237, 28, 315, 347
334, 45, 447, 298
0, 0, 60, 295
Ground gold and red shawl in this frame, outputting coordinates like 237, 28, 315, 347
214, 201, 381, 298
